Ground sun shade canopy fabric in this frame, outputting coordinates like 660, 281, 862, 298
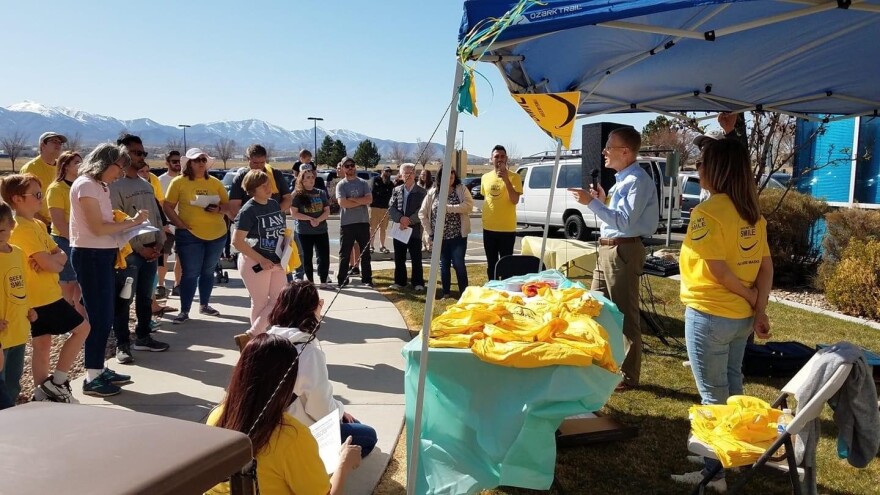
459, 0, 880, 122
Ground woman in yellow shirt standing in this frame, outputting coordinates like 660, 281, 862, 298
672, 138, 774, 491
163, 149, 229, 324
206, 333, 361, 495
46, 151, 85, 316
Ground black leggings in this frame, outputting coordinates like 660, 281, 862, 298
299, 232, 330, 283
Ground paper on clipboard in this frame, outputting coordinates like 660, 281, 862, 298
114, 221, 160, 247
390, 222, 412, 244
190, 194, 220, 208
308, 409, 341, 474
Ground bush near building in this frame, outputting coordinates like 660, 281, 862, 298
758, 189, 829, 287
816, 207, 880, 288
824, 239, 880, 320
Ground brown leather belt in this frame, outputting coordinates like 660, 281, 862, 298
598, 237, 640, 246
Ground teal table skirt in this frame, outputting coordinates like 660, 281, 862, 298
403, 280, 625, 495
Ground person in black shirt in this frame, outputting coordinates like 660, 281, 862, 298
369, 167, 394, 253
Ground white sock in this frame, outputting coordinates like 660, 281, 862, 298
53, 370, 69, 384
86, 369, 103, 382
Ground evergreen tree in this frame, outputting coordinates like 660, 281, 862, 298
353, 139, 382, 170
330, 139, 348, 168
316, 135, 335, 166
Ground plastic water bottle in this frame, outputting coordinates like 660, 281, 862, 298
120, 276, 134, 300
776, 408, 795, 456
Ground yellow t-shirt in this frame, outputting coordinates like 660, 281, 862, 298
21, 156, 56, 222
480, 170, 523, 232
10, 216, 62, 308
147, 172, 165, 202
46, 180, 72, 237
166, 176, 229, 241
204, 406, 331, 495
0, 246, 30, 349
679, 194, 770, 319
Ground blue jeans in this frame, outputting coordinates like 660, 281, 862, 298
440, 236, 468, 294
73, 247, 118, 370
685, 306, 753, 478
175, 229, 225, 313
340, 420, 378, 458
114, 252, 158, 344
52, 235, 77, 282
0, 344, 26, 409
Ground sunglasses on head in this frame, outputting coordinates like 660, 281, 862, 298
131, 150, 148, 157
191, 157, 208, 164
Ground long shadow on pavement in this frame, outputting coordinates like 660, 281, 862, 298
327, 363, 403, 395
131, 348, 235, 390
99, 390, 216, 422
319, 314, 412, 345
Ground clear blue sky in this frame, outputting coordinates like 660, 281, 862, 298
0, 0, 654, 158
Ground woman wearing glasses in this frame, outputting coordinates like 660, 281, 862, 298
163, 148, 229, 324
70, 143, 149, 397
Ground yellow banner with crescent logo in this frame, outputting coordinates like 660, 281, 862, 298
512, 91, 581, 149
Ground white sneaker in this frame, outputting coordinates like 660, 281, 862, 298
38, 377, 73, 404
413, 285, 426, 291
389, 284, 403, 290
671, 470, 727, 493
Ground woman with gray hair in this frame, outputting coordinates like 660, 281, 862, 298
70, 143, 149, 397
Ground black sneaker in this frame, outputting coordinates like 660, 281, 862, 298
82, 374, 121, 397
172, 312, 189, 324
132, 336, 170, 352
116, 343, 134, 364
351, 267, 360, 275
171, 285, 180, 297
199, 305, 220, 316
104, 368, 132, 386
155, 286, 168, 300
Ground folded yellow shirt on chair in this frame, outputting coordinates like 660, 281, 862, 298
689, 396, 784, 468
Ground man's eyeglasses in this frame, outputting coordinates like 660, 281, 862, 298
22, 192, 43, 200
191, 157, 208, 164
130, 150, 148, 158
169, 159, 181, 164
603, 146, 628, 152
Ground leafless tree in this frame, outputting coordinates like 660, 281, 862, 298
414, 138, 437, 169
63, 132, 83, 152
388, 142, 408, 166
166, 138, 184, 152
503, 142, 521, 160
214, 137, 236, 169
0, 130, 29, 171
264, 143, 276, 161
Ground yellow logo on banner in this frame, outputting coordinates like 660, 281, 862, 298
512, 91, 581, 149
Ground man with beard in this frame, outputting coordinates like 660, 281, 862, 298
158, 150, 182, 297
110, 134, 170, 365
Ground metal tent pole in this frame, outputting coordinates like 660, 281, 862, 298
538, 141, 563, 270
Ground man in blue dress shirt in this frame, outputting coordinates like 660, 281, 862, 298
569, 127, 659, 391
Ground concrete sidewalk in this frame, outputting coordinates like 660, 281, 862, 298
71, 271, 409, 495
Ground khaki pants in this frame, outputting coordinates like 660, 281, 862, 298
591, 241, 646, 386
369, 207, 389, 248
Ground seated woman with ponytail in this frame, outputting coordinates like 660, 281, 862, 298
206, 333, 361, 495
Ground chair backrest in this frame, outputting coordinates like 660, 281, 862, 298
781, 352, 852, 436
494, 255, 541, 280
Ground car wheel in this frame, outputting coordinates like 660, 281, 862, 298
564, 214, 589, 241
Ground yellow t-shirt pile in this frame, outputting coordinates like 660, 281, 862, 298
429, 286, 616, 371
689, 396, 784, 468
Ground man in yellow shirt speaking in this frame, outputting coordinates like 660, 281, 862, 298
480, 145, 523, 280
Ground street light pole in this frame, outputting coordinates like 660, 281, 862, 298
459, 129, 464, 151
307, 117, 323, 163
178, 124, 191, 150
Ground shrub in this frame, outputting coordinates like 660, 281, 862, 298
758, 189, 830, 287
824, 240, 880, 320
816, 208, 880, 288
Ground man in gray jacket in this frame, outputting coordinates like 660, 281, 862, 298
111, 134, 170, 364
389, 163, 427, 290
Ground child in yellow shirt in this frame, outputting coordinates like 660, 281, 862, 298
1, 174, 91, 404
0, 202, 37, 409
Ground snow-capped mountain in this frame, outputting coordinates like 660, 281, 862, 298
0, 101, 474, 161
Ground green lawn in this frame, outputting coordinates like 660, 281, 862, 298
373, 265, 880, 495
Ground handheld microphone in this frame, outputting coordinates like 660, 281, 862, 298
590, 169, 599, 190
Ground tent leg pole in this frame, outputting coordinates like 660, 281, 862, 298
406, 61, 463, 495
538, 142, 563, 271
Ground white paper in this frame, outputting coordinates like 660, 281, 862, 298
308, 409, 341, 474
114, 221, 160, 247
390, 222, 413, 244
189, 194, 220, 208
276, 234, 294, 268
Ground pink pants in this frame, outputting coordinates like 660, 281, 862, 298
238, 254, 288, 335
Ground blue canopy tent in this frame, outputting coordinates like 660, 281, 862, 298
407, 2, 880, 493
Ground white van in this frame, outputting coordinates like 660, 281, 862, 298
515, 153, 682, 240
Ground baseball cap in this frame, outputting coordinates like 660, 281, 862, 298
39, 132, 67, 146
338, 156, 355, 167
184, 148, 214, 165
300, 163, 313, 171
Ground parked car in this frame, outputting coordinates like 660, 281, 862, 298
463, 177, 482, 200
221, 168, 243, 193
515, 154, 682, 241
679, 172, 785, 226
